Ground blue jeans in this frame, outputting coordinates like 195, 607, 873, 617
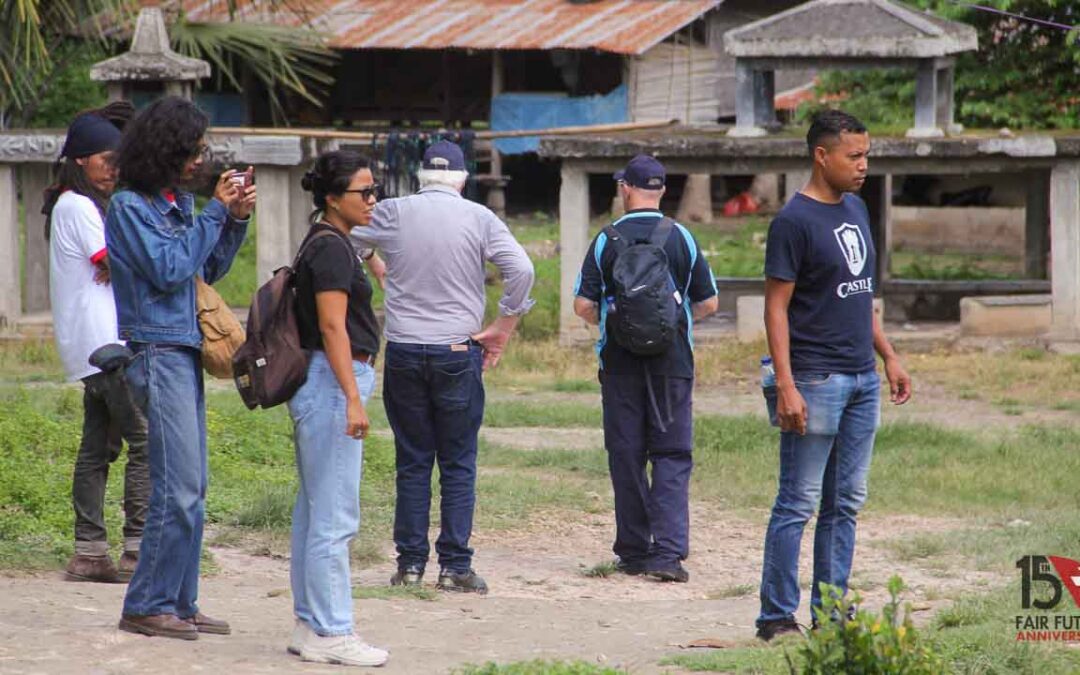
122, 344, 207, 618
383, 341, 485, 573
288, 351, 376, 637
758, 370, 880, 625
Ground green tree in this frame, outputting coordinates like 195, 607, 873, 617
803, 0, 1080, 130
0, 0, 336, 129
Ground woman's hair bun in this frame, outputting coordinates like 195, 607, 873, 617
300, 170, 318, 192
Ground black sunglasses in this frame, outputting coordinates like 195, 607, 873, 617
342, 184, 380, 201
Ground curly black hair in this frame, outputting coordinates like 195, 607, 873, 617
114, 96, 208, 194
301, 150, 371, 215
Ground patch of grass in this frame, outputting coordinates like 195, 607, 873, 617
581, 561, 617, 578
483, 401, 601, 428
891, 250, 1021, 280
482, 443, 608, 477
0, 340, 65, 382
907, 348, 1080, 413
887, 534, 949, 562
660, 646, 791, 673
708, 583, 756, 599
456, 661, 624, 675
352, 584, 438, 601
552, 378, 598, 393
231, 483, 295, 529
211, 212, 257, 309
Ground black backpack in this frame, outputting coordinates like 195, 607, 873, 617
603, 217, 683, 356
232, 229, 343, 409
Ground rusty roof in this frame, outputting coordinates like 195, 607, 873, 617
182, 0, 720, 55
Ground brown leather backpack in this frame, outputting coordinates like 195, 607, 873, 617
232, 229, 339, 409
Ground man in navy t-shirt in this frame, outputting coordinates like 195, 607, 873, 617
574, 154, 718, 583
755, 111, 912, 641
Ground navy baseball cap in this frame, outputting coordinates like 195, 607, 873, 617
423, 140, 466, 171
60, 113, 121, 160
613, 154, 665, 190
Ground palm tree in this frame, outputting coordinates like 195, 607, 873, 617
0, 0, 336, 128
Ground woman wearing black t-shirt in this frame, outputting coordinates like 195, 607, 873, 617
286, 151, 388, 667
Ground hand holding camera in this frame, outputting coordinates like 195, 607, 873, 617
214, 166, 256, 220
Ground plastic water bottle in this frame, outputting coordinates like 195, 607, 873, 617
760, 356, 776, 389
761, 356, 778, 427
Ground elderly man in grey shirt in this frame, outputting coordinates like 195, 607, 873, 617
350, 141, 534, 594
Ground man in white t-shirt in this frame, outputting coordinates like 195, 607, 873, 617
46, 110, 148, 583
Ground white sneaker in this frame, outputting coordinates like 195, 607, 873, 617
300, 634, 389, 667
287, 619, 315, 656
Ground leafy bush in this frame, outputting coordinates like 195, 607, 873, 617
801, 1, 1080, 130
793, 576, 944, 675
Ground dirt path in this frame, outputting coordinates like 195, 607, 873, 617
0, 506, 1000, 674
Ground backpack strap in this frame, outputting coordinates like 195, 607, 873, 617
649, 217, 675, 249
292, 228, 348, 269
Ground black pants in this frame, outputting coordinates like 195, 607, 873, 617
600, 370, 694, 568
73, 369, 150, 555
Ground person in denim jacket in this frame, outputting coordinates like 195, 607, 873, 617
105, 97, 255, 641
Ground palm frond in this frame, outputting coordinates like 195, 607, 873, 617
170, 18, 337, 125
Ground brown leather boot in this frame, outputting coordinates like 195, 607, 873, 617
65, 555, 120, 583
117, 551, 139, 582
119, 614, 198, 640
182, 612, 231, 635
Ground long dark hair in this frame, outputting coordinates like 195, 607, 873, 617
114, 96, 208, 195
300, 150, 371, 223
42, 101, 135, 239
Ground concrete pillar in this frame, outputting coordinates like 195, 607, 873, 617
255, 166, 293, 283
907, 60, 943, 138
1050, 162, 1080, 340
1025, 170, 1050, 279
753, 70, 776, 130
935, 65, 959, 133
676, 174, 713, 224
0, 166, 21, 329
289, 165, 311, 252
20, 165, 51, 313
729, 60, 767, 138
862, 174, 893, 283
559, 163, 591, 345
783, 170, 810, 204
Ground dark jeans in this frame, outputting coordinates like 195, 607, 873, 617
73, 369, 150, 556
384, 341, 485, 573
599, 370, 694, 569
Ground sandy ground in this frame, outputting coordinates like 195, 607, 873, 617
0, 383, 1022, 674
0, 504, 999, 675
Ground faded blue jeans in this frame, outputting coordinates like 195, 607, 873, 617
758, 370, 880, 626
121, 344, 207, 619
288, 351, 376, 637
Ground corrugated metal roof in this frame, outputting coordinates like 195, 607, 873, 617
183, 0, 720, 55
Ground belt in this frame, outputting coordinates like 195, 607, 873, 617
352, 350, 375, 365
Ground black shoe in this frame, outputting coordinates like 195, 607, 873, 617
390, 565, 424, 587
756, 618, 802, 642
436, 568, 488, 595
647, 562, 689, 583
614, 558, 647, 576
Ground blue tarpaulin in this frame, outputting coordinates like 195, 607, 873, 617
490, 85, 628, 155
